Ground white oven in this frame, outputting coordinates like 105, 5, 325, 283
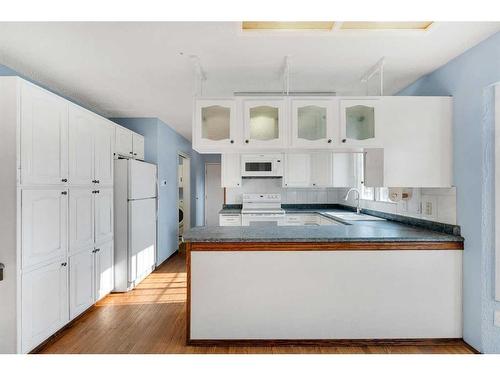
241, 154, 283, 177
241, 193, 285, 226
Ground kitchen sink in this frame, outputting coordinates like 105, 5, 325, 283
325, 212, 386, 221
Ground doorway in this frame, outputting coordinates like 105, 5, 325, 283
205, 163, 224, 226
178, 153, 190, 245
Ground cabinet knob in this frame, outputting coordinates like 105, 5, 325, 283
96, 180, 100, 184
96, 190, 100, 194
129, 151, 133, 154
61, 178, 68, 182
230, 140, 234, 144
95, 248, 100, 253
245, 140, 249, 144
134, 153, 137, 156
327, 139, 332, 143
313, 183, 316, 186
342, 139, 346, 143
61, 262, 67, 267
61, 191, 67, 195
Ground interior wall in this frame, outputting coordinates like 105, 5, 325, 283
397, 31, 500, 353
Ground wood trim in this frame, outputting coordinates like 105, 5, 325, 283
187, 338, 469, 347
189, 241, 464, 251
186, 242, 192, 343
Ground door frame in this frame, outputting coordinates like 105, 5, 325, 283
204, 162, 222, 226
177, 152, 191, 246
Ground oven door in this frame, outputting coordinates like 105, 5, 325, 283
241, 214, 285, 227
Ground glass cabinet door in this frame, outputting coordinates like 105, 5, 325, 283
291, 99, 334, 147
340, 99, 378, 145
194, 99, 236, 150
243, 99, 286, 147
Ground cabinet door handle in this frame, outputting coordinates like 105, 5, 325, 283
96, 180, 100, 184
245, 140, 249, 144
61, 178, 68, 182
129, 151, 133, 154
95, 248, 100, 253
230, 140, 234, 144
61, 191, 67, 195
96, 190, 100, 194
327, 139, 332, 143
61, 262, 67, 267
342, 139, 346, 143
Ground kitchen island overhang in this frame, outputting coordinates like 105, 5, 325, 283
184, 229, 464, 346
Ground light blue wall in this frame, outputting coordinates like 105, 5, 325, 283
112, 118, 219, 264
398, 31, 500, 353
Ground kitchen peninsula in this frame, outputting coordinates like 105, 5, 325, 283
183, 212, 464, 345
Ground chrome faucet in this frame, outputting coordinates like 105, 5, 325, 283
344, 188, 361, 214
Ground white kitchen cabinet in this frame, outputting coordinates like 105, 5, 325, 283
339, 99, 380, 146
20, 82, 68, 185
283, 153, 311, 188
21, 259, 69, 353
94, 119, 115, 185
94, 187, 113, 244
310, 152, 333, 187
291, 98, 337, 148
132, 133, 145, 160
69, 248, 94, 319
332, 152, 359, 188
94, 240, 114, 301
242, 98, 287, 148
219, 214, 242, 226
221, 153, 241, 188
193, 99, 239, 151
68, 106, 95, 186
115, 125, 134, 158
21, 189, 68, 269
69, 188, 94, 254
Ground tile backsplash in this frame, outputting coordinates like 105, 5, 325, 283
226, 178, 457, 225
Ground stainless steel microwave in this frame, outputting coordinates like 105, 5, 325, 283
241, 154, 283, 177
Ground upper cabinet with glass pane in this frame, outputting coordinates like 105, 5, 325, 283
193, 99, 238, 152
291, 99, 337, 148
242, 98, 287, 148
340, 99, 379, 146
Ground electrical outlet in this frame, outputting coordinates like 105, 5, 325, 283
495, 310, 500, 328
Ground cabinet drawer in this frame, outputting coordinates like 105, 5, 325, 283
219, 215, 241, 226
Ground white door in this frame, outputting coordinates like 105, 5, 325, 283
221, 154, 241, 188
291, 99, 336, 148
243, 99, 287, 148
20, 82, 68, 185
283, 154, 311, 188
129, 198, 156, 283
132, 133, 145, 160
205, 164, 224, 226
69, 249, 94, 319
340, 99, 379, 146
310, 152, 333, 187
128, 160, 157, 200
68, 105, 94, 186
94, 188, 113, 244
94, 119, 114, 185
115, 126, 133, 157
22, 189, 68, 269
94, 241, 114, 301
21, 260, 69, 353
69, 188, 94, 254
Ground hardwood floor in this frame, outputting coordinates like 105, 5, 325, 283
37, 251, 475, 354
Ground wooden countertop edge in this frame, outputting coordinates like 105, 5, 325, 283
187, 241, 464, 251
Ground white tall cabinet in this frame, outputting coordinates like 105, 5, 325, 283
0, 77, 116, 353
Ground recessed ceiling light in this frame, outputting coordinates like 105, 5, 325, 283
242, 21, 335, 31
340, 22, 433, 30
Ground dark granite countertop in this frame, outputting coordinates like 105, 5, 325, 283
187, 207, 464, 243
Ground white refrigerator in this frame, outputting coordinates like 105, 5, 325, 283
114, 158, 157, 292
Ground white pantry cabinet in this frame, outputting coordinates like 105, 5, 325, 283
221, 153, 241, 188
132, 133, 145, 160
242, 98, 287, 149
193, 99, 239, 151
115, 125, 134, 158
94, 118, 115, 185
94, 241, 114, 301
69, 248, 94, 319
291, 98, 337, 148
21, 189, 68, 269
283, 153, 311, 187
339, 99, 380, 146
20, 82, 68, 185
94, 188, 114, 244
21, 259, 69, 353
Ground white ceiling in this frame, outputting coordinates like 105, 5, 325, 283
1, 22, 499, 140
